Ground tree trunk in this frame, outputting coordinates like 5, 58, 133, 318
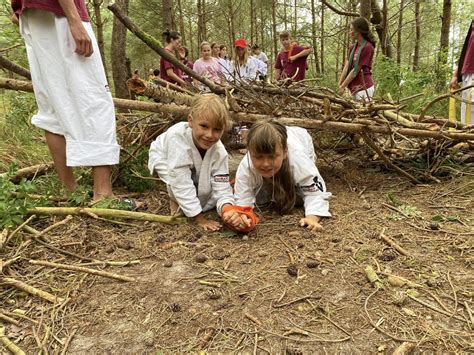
176, 0, 185, 45
370, 0, 393, 58
396, 0, 404, 65
250, 0, 254, 45
188, 13, 194, 59
92, 0, 108, 79
413, 0, 421, 71
272, 0, 278, 61
162, 0, 173, 31
111, 0, 130, 100
320, 2, 325, 74
438, 0, 451, 66
360, 0, 371, 19
283, 1, 288, 31
197, 0, 205, 44
228, 0, 236, 54
310, 0, 320, 74
294, 0, 297, 34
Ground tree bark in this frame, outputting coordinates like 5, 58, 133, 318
360, 0, 371, 19
197, 0, 205, 44
320, 2, 325, 74
413, 0, 421, 71
293, 0, 297, 34
311, 0, 321, 74
370, 0, 393, 58
91, 0, 108, 79
396, 0, 405, 65
176, 0, 186, 45
438, 0, 452, 66
162, 0, 173, 32
111, 0, 130, 100
320, 0, 358, 17
271, 0, 278, 61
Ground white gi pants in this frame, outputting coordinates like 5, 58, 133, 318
461, 73, 473, 125
354, 85, 375, 102
20, 9, 120, 166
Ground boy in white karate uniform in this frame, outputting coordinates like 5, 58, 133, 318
148, 94, 251, 231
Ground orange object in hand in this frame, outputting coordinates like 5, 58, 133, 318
222, 205, 259, 233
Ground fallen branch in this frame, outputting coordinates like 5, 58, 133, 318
0, 313, 21, 326
127, 77, 195, 106
0, 54, 31, 79
0, 326, 26, 355
392, 342, 416, 355
60, 327, 78, 355
29, 259, 136, 282
2, 277, 64, 303
377, 228, 410, 256
27, 207, 187, 225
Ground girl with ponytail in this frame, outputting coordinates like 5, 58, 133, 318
339, 17, 376, 101
234, 119, 332, 232
160, 30, 186, 86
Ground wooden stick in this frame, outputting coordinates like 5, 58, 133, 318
2, 277, 64, 303
60, 327, 78, 355
362, 133, 422, 184
377, 228, 410, 256
29, 260, 136, 282
4, 162, 55, 182
244, 311, 262, 326
392, 342, 416, 355
407, 295, 467, 323
3, 215, 36, 248
0, 326, 26, 355
27, 207, 187, 225
0, 54, 31, 79
0, 313, 21, 326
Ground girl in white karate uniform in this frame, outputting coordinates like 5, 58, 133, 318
148, 94, 250, 231
234, 119, 332, 232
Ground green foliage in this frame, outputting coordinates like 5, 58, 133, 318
91, 197, 135, 211
118, 147, 156, 193
0, 165, 41, 228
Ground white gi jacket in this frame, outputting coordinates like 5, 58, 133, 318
234, 126, 332, 217
230, 56, 264, 82
148, 122, 234, 217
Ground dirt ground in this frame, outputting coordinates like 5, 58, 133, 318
1, 151, 473, 354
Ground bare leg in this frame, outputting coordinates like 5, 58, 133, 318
170, 199, 179, 215
92, 166, 114, 201
45, 131, 76, 192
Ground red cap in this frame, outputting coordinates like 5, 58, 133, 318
234, 38, 247, 48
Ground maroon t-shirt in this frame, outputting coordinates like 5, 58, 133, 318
12, 0, 89, 21
347, 41, 375, 94
275, 45, 308, 81
182, 60, 194, 83
461, 24, 474, 75
160, 48, 183, 85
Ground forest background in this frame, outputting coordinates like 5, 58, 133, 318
0, 0, 473, 174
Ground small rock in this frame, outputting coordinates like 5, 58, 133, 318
207, 289, 221, 300
392, 291, 407, 306
242, 235, 249, 241
194, 253, 207, 263
143, 330, 154, 347
429, 222, 440, 230
257, 251, 268, 257
321, 269, 329, 276
117, 241, 132, 250
427, 277, 443, 288
306, 260, 319, 269
287, 264, 298, 277
163, 260, 173, 268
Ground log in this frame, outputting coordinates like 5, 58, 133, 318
383, 110, 439, 130
127, 77, 195, 106
27, 206, 187, 225
0, 55, 31, 80
107, 3, 224, 94
0, 326, 26, 355
3, 77, 474, 142
0, 162, 55, 182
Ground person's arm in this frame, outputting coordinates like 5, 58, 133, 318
166, 68, 186, 86
289, 47, 313, 62
339, 60, 349, 86
58, 0, 92, 57
449, 68, 459, 89
339, 67, 357, 91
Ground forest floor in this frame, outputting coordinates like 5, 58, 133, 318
1, 149, 473, 354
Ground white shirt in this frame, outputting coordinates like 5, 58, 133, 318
254, 52, 268, 64
234, 126, 332, 217
230, 56, 263, 82
148, 122, 234, 217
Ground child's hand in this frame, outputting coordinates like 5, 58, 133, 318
222, 210, 252, 231
299, 215, 324, 232
194, 214, 222, 231
288, 55, 296, 63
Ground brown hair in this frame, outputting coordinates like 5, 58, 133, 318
352, 17, 376, 47
247, 119, 296, 214
189, 94, 232, 131
200, 41, 211, 51
279, 31, 291, 39
162, 30, 181, 43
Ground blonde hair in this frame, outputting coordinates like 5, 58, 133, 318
200, 41, 211, 51
233, 46, 249, 65
190, 94, 232, 131
247, 119, 296, 214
